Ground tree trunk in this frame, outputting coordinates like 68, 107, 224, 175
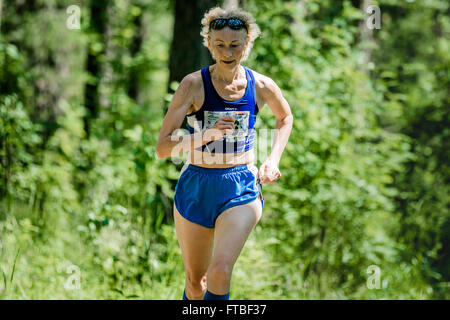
0, 0, 3, 33
223, 0, 245, 9
167, 0, 216, 113
127, 6, 144, 102
359, 0, 374, 75
83, 0, 111, 138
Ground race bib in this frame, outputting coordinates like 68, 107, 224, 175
204, 110, 250, 142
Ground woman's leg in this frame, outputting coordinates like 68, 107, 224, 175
206, 197, 262, 295
174, 204, 215, 300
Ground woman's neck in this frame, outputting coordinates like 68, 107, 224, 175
210, 64, 244, 84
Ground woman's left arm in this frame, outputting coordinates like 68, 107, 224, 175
257, 76, 293, 184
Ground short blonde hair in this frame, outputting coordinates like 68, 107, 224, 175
200, 6, 261, 62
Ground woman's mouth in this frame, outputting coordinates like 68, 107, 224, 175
222, 60, 234, 64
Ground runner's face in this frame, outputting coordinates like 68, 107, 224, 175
209, 28, 248, 67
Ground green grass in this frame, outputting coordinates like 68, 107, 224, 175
0, 200, 442, 300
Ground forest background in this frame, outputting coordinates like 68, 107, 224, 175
0, 0, 448, 299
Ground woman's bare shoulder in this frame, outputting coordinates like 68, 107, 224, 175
179, 70, 202, 91
183, 69, 205, 114
249, 69, 276, 92
247, 68, 277, 109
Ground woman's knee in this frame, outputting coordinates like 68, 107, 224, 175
207, 260, 233, 285
185, 270, 206, 289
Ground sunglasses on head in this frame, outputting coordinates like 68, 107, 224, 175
209, 18, 248, 31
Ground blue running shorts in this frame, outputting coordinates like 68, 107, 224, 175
174, 162, 264, 228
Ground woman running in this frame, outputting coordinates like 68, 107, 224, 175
156, 6, 293, 300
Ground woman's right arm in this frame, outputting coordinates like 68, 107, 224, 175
155, 74, 234, 159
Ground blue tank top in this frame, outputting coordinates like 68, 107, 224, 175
186, 65, 259, 153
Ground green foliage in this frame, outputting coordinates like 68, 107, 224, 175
0, 0, 447, 299
373, 0, 450, 298
246, 0, 409, 298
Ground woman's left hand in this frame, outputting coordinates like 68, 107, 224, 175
258, 158, 282, 184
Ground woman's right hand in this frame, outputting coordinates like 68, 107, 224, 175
204, 116, 235, 141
